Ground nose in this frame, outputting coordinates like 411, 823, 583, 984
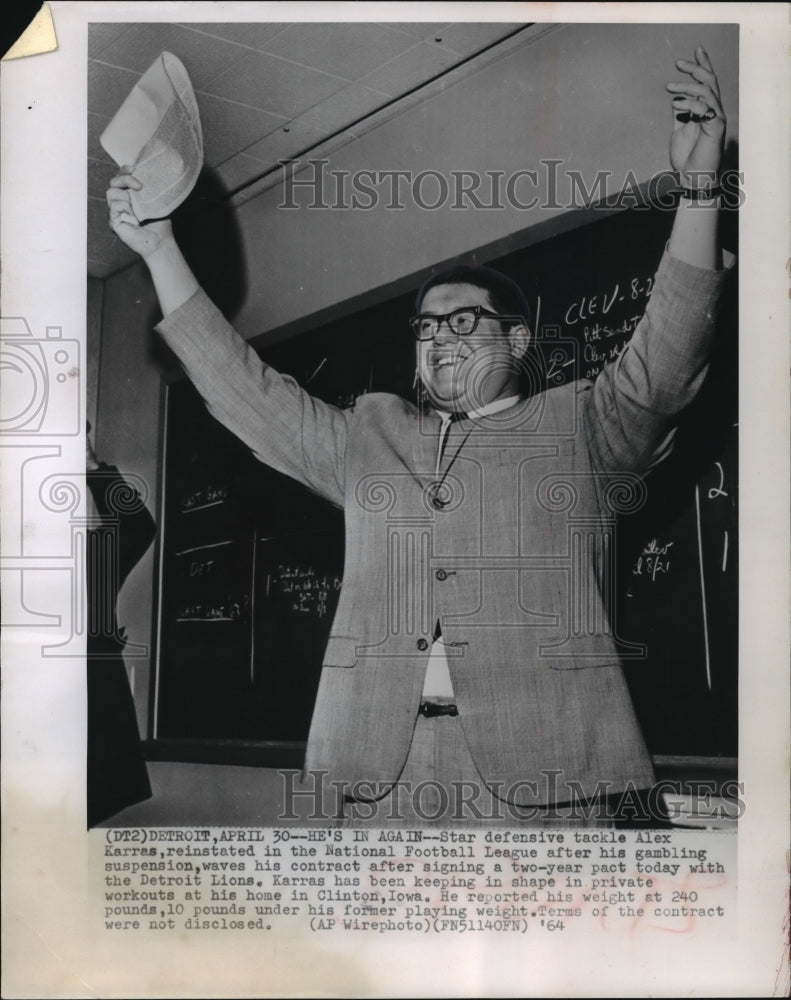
433, 316, 458, 344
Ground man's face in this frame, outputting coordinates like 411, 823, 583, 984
416, 283, 527, 414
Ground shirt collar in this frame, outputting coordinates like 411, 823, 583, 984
436, 394, 522, 423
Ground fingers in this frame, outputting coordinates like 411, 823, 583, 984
106, 170, 146, 239
666, 46, 725, 123
668, 93, 725, 127
666, 85, 724, 129
694, 45, 716, 75
666, 81, 724, 115
109, 169, 142, 191
106, 187, 133, 213
674, 47, 721, 97
690, 45, 717, 81
107, 170, 140, 220
672, 107, 715, 128
106, 186, 129, 206
671, 97, 715, 114
113, 210, 141, 230
106, 186, 141, 230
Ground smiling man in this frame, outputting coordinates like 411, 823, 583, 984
107, 48, 732, 826
414, 269, 531, 417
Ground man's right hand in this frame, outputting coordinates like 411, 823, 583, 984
107, 170, 173, 259
106, 169, 200, 315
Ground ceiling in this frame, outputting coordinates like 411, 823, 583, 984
87, 20, 528, 279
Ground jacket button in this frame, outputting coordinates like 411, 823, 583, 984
435, 569, 448, 581
416, 638, 429, 651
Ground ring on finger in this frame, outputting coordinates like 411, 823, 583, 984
690, 108, 717, 122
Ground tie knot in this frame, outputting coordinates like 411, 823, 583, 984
438, 410, 466, 425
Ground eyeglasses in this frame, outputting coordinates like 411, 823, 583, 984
409, 306, 519, 341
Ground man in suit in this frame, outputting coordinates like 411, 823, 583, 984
107, 48, 731, 825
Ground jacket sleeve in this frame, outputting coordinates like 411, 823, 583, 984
155, 289, 349, 508
583, 249, 735, 475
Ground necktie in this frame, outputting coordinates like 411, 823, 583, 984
431, 412, 471, 509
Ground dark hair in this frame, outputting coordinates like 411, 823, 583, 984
415, 264, 532, 332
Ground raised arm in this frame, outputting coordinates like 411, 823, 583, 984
106, 174, 348, 506
585, 47, 733, 475
107, 173, 198, 314
665, 45, 726, 269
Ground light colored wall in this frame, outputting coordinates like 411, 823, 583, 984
96, 22, 738, 826
226, 21, 738, 342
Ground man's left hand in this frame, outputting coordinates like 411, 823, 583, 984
665, 46, 726, 188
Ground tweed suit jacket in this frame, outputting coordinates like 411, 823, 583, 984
157, 250, 732, 807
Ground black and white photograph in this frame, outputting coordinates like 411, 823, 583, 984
1, 3, 788, 997
90, 17, 740, 829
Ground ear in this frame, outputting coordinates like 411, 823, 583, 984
507, 323, 531, 360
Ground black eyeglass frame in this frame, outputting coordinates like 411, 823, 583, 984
409, 306, 523, 341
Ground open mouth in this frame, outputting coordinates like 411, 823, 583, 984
428, 351, 466, 371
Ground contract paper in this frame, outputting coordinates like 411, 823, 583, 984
100, 51, 203, 221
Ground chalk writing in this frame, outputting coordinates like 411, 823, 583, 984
176, 540, 234, 558
707, 462, 728, 500
557, 272, 654, 381
578, 316, 644, 379
563, 274, 653, 327
176, 594, 250, 623
633, 539, 673, 582
189, 558, 215, 577
305, 357, 327, 383
182, 483, 229, 513
269, 564, 343, 618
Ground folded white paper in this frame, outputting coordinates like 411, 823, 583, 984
100, 51, 203, 221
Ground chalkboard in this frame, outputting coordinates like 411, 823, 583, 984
152, 204, 737, 764
155, 384, 344, 745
